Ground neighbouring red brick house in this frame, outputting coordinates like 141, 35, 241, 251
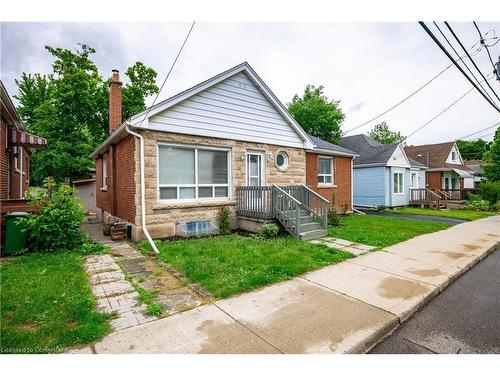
1, 80, 47, 247
92, 63, 356, 242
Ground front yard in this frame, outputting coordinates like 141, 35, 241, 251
329, 214, 452, 248
0, 252, 112, 353
383, 207, 498, 221
142, 235, 354, 298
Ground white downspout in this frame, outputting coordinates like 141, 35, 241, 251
125, 124, 159, 254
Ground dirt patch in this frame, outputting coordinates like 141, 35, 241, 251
377, 277, 430, 300
462, 244, 481, 250
441, 251, 467, 259
409, 268, 444, 277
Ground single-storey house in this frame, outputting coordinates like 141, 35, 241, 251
404, 141, 475, 199
339, 134, 413, 208
90, 62, 356, 243
1, 80, 47, 248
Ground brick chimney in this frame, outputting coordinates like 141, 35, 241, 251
108, 69, 122, 133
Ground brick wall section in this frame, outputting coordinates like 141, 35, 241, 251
113, 135, 136, 223
0, 118, 9, 200
427, 171, 442, 189
96, 135, 137, 224
306, 152, 352, 212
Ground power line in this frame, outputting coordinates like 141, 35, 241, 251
445, 21, 500, 102
473, 22, 500, 80
343, 40, 482, 135
457, 121, 500, 140
405, 74, 495, 141
137, 21, 196, 128
419, 21, 500, 114
433, 22, 496, 104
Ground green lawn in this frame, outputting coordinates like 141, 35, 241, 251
384, 207, 498, 221
329, 214, 452, 248
0, 252, 111, 353
144, 234, 353, 298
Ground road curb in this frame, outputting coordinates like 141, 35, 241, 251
363, 241, 499, 353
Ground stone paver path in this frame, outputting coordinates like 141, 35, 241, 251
82, 223, 210, 332
309, 236, 376, 255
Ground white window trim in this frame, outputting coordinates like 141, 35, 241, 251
318, 156, 334, 187
275, 151, 289, 171
14, 146, 21, 173
393, 172, 404, 195
101, 156, 108, 191
157, 142, 232, 203
245, 150, 265, 186
410, 172, 418, 188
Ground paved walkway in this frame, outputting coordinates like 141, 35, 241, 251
309, 236, 376, 255
78, 224, 210, 334
365, 211, 467, 225
73, 216, 499, 354
370, 249, 500, 354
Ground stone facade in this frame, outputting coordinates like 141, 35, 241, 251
132, 130, 306, 239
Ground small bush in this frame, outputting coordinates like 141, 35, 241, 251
479, 182, 500, 205
258, 223, 280, 239
20, 179, 86, 252
462, 198, 490, 211
218, 206, 231, 235
146, 302, 164, 317
328, 208, 341, 226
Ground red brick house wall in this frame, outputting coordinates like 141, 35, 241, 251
306, 152, 352, 212
0, 117, 9, 200
96, 135, 136, 224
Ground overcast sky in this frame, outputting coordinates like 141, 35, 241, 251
1, 22, 499, 144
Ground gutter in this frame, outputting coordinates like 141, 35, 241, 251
125, 124, 159, 255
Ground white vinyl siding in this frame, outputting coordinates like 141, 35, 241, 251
148, 72, 304, 149
157, 144, 230, 201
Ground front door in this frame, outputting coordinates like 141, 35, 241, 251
246, 152, 263, 186
443, 177, 450, 190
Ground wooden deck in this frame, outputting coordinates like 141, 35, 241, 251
236, 185, 329, 240
409, 188, 478, 209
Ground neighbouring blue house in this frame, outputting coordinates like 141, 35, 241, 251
340, 134, 425, 208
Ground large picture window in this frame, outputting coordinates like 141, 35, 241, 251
317, 156, 333, 185
393, 172, 404, 195
158, 144, 229, 201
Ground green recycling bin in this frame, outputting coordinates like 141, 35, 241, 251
4, 212, 29, 255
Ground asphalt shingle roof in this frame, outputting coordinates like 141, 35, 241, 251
404, 142, 472, 172
308, 134, 358, 156
339, 134, 399, 166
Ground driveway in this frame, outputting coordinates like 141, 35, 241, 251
365, 211, 467, 225
370, 249, 500, 354
69, 216, 500, 354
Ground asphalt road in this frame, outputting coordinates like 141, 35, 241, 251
370, 249, 500, 354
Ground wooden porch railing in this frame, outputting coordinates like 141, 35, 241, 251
409, 188, 444, 209
236, 185, 329, 238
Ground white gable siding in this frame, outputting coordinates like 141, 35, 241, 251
386, 145, 410, 168
147, 72, 305, 148
446, 143, 463, 165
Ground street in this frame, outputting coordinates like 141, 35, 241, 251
370, 249, 500, 354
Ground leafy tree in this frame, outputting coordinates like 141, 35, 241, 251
483, 127, 500, 182
456, 139, 490, 160
15, 44, 158, 184
367, 121, 406, 144
287, 85, 345, 144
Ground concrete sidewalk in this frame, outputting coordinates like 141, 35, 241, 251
75, 215, 499, 354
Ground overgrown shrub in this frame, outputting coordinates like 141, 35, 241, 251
479, 182, 500, 205
20, 178, 86, 252
328, 208, 341, 226
258, 223, 280, 239
218, 206, 231, 235
462, 193, 490, 211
